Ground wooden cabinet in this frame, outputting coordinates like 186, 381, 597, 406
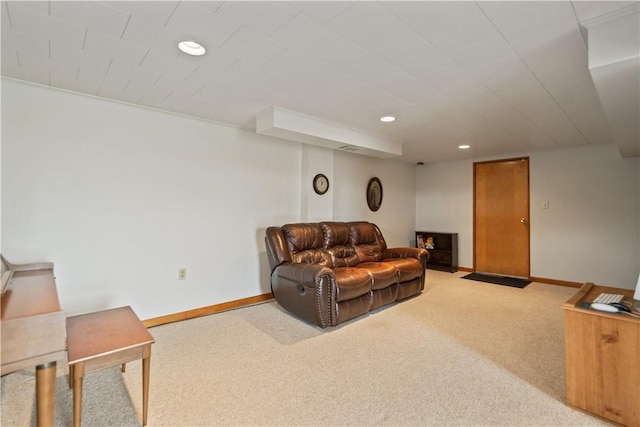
415, 231, 457, 273
562, 283, 640, 427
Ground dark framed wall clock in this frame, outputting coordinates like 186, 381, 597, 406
313, 173, 329, 195
367, 177, 383, 211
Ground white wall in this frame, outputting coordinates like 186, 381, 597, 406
10, 76, 634, 319
300, 145, 334, 222
1, 79, 417, 319
416, 145, 640, 289
333, 150, 417, 248
415, 160, 473, 262
530, 144, 639, 287
1, 79, 298, 319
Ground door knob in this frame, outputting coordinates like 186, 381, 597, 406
520, 217, 527, 224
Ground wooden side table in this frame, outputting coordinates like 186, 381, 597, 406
66, 306, 154, 427
563, 283, 639, 427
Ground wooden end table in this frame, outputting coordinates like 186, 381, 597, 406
66, 306, 154, 427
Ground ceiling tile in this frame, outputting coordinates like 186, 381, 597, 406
97, 84, 144, 105
130, 90, 174, 111
51, 68, 101, 97
218, 57, 280, 85
371, 71, 426, 100
1, 1, 633, 163
477, 1, 576, 44
121, 15, 183, 57
571, 1, 637, 23
392, 83, 440, 106
50, 1, 130, 39
486, 70, 587, 146
481, 1, 615, 147
107, 1, 179, 27
447, 35, 514, 69
1, 2, 9, 29
417, 63, 473, 92
418, 98, 465, 125
163, 1, 239, 49
1, 44, 20, 73
224, 88, 280, 117
2, 61, 49, 86
259, 50, 325, 81
464, 52, 529, 83
269, 12, 340, 55
5, 1, 48, 15
50, 39, 111, 76
190, 77, 245, 105
218, 28, 286, 65
262, 65, 338, 96
288, 1, 357, 25
103, 72, 167, 105
312, 37, 374, 72
325, 3, 453, 82
508, 25, 615, 145
216, 1, 300, 37
189, 50, 244, 79
19, 51, 78, 82
327, 1, 405, 41
148, 75, 210, 104
6, 2, 86, 50
99, 58, 139, 93
2, 27, 49, 59
403, 93, 455, 115
84, 29, 149, 67
312, 37, 403, 87
139, 50, 199, 81
437, 78, 490, 101
191, 2, 224, 14
222, 50, 322, 85
455, 89, 557, 148
390, 1, 498, 52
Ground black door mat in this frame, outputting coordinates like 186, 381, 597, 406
462, 273, 531, 289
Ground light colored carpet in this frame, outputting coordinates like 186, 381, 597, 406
1, 270, 611, 426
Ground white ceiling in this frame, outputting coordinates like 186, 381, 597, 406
1, 1, 638, 163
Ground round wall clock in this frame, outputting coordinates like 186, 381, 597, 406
313, 173, 329, 195
366, 177, 383, 211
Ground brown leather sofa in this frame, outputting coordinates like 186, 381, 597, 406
265, 221, 429, 328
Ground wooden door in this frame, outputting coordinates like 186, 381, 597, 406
474, 158, 530, 278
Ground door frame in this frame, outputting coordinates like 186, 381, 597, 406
472, 157, 531, 278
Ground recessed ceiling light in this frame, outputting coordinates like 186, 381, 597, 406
178, 40, 206, 56
380, 116, 396, 122
458, 144, 471, 150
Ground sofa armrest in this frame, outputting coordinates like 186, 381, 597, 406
273, 262, 333, 288
271, 263, 335, 328
383, 247, 429, 269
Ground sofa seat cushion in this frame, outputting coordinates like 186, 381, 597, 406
332, 267, 372, 302
356, 262, 398, 290
381, 258, 423, 282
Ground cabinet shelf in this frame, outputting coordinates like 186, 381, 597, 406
416, 231, 458, 273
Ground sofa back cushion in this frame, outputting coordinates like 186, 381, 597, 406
321, 222, 358, 267
266, 221, 390, 270
321, 222, 350, 247
349, 222, 386, 262
282, 223, 331, 266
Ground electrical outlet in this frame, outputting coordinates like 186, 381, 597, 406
178, 268, 187, 280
